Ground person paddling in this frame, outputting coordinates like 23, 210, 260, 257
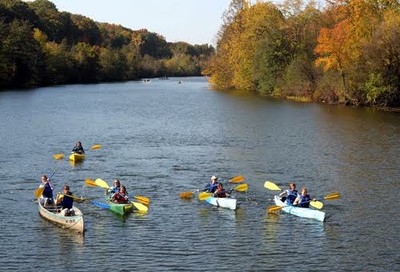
56, 185, 75, 216
279, 182, 298, 205
214, 183, 230, 198
41, 175, 54, 206
72, 141, 85, 154
112, 185, 129, 204
293, 187, 313, 208
105, 179, 121, 195
204, 176, 219, 193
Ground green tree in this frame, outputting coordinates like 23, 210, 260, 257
71, 42, 99, 82
2, 19, 43, 86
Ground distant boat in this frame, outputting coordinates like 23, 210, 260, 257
143, 79, 151, 83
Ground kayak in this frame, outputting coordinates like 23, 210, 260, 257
91, 199, 134, 216
274, 196, 325, 222
69, 152, 85, 162
107, 200, 134, 215
205, 197, 237, 210
37, 199, 84, 233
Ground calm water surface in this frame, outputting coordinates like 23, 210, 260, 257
0, 77, 399, 271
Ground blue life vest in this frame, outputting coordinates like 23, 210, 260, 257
110, 186, 120, 194
298, 194, 311, 208
286, 189, 298, 204
204, 182, 219, 193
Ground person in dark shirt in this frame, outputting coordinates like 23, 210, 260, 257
57, 185, 75, 216
41, 175, 54, 206
72, 141, 85, 154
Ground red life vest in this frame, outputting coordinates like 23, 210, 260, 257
114, 193, 128, 203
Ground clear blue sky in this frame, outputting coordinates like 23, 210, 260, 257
46, 0, 284, 45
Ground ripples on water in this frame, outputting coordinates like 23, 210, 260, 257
0, 77, 399, 271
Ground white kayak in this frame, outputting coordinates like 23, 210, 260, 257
205, 197, 237, 210
274, 195, 325, 222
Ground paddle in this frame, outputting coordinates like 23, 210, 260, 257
229, 175, 245, 183
91, 200, 110, 210
53, 144, 101, 160
198, 183, 249, 201
134, 196, 150, 206
198, 192, 214, 201
132, 201, 148, 213
232, 183, 248, 192
90, 144, 101, 150
58, 193, 97, 202
324, 192, 340, 200
267, 205, 284, 213
84, 178, 97, 187
94, 178, 110, 189
264, 181, 281, 191
34, 170, 56, 198
53, 154, 65, 160
179, 191, 195, 199
34, 187, 44, 199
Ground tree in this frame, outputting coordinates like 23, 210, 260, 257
71, 42, 99, 82
2, 19, 43, 86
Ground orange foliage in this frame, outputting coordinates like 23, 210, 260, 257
314, 19, 351, 72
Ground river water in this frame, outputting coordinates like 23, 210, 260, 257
0, 77, 399, 271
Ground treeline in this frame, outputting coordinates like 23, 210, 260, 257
0, 0, 214, 89
207, 0, 400, 108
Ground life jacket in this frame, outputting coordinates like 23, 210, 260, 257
42, 183, 53, 198
110, 186, 120, 194
205, 182, 219, 193
287, 189, 298, 204
298, 194, 311, 208
114, 193, 128, 203
61, 193, 74, 209
214, 189, 227, 198
72, 146, 85, 154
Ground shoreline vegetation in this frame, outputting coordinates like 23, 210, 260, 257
206, 0, 400, 109
0, 0, 214, 89
2, 0, 400, 111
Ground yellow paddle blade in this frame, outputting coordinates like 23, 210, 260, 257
310, 200, 324, 209
234, 183, 248, 192
324, 192, 340, 200
229, 175, 245, 183
132, 201, 148, 213
90, 144, 101, 150
267, 205, 284, 213
179, 192, 194, 199
264, 181, 281, 191
84, 178, 97, 187
60, 194, 84, 201
134, 196, 150, 205
53, 153, 65, 160
34, 186, 44, 198
198, 192, 213, 201
95, 178, 110, 189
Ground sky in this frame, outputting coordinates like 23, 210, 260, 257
45, 0, 232, 45
41, 0, 284, 46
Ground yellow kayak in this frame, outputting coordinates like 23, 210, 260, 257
69, 153, 85, 162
